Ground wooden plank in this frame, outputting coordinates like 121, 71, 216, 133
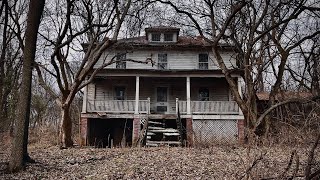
148, 126, 165, 130
146, 143, 158, 147
163, 133, 180, 136
148, 121, 163, 125
148, 128, 179, 133
146, 140, 181, 145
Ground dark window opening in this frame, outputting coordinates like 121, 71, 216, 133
157, 87, 168, 102
199, 53, 209, 70
199, 88, 209, 101
116, 53, 126, 69
158, 54, 167, 69
164, 33, 173, 41
152, 33, 161, 41
88, 118, 133, 148
115, 86, 125, 100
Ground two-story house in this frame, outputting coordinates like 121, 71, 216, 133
80, 26, 245, 147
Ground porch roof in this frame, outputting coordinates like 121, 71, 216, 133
93, 69, 243, 77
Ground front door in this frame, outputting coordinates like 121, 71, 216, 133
156, 87, 168, 113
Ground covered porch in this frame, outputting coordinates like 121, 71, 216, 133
82, 76, 242, 116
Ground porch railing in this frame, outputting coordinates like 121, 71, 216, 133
87, 99, 150, 114
179, 100, 239, 115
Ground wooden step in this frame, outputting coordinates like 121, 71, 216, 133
148, 128, 179, 133
146, 143, 158, 147
146, 140, 181, 145
163, 132, 180, 136
148, 121, 163, 125
147, 132, 155, 136
148, 126, 165, 130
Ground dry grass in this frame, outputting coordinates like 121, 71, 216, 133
0, 127, 319, 179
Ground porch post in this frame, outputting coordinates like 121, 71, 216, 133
186, 76, 191, 114
238, 77, 243, 115
81, 83, 88, 113
135, 76, 140, 114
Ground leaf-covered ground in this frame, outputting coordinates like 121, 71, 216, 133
1, 143, 318, 179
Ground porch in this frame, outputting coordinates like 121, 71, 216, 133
86, 98, 240, 115
82, 76, 243, 115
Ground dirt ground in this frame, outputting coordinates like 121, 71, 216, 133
1, 142, 318, 179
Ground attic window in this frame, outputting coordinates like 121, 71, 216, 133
164, 33, 173, 41
151, 33, 161, 41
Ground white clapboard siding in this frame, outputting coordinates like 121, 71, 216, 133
95, 50, 237, 70
87, 83, 96, 100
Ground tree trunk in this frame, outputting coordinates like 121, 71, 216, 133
8, 0, 45, 172
59, 103, 73, 148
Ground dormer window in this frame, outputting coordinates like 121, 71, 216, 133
151, 33, 161, 41
164, 33, 173, 41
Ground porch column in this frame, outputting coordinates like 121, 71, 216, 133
186, 76, 191, 114
81, 84, 88, 113
238, 77, 243, 115
135, 76, 140, 114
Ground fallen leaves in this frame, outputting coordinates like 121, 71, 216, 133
0, 145, 318, 179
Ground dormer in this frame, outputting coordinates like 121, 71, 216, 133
145, 26, 180, 43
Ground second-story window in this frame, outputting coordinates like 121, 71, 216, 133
158, 54, 167, 69
199, 53, 209, 70
199, 88, 209, 101
114, 86, 126, 100
116, 53, 126, 69
151, 33, 161, 41
164, 33, 173, 41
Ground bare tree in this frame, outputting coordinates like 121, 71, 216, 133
8, 0, 45, 172
156, 0, 320, 137
36, 0, 136, 148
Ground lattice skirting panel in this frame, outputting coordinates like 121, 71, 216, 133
193, 119, 238, 146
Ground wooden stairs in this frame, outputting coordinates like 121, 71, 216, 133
145, 120, 182, 147
136, 106, 184, 147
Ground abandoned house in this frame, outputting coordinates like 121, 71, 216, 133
80, 26, 245, 147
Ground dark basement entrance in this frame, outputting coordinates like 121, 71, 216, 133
88, 118, 133, 148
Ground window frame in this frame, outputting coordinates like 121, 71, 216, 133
198, 53, 209, 70
151, 33, 161, 41
164, 33, 173, 42
198, 87, 210, 101
114, 86, 126, 100
116, 53, 126, 69
157, 53, 168, 70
